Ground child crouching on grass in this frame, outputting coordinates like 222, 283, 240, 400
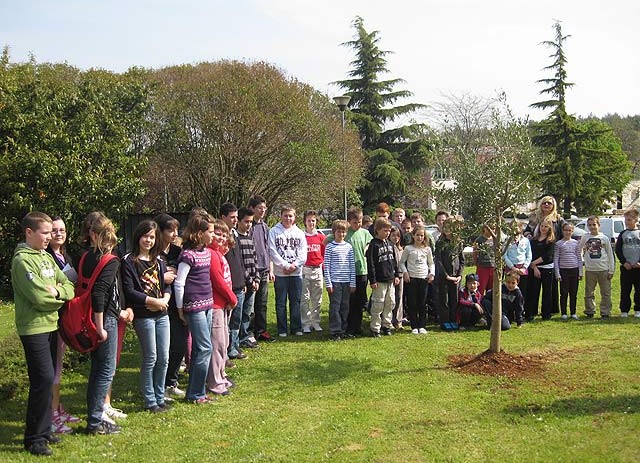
482, 270, 525, 330
323, 220, 356, 341
457, 273, 486, 328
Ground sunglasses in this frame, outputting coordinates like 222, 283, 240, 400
542, 201, 553, 206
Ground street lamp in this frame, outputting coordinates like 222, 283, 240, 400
333, 95, 351, 219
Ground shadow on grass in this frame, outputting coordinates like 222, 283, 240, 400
505, 394, 640, 417
253, 358, 377, 386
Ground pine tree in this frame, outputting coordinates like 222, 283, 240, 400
335, 16, 431, 208
531, 22, 631, 215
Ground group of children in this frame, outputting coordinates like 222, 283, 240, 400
11, 196, 640, 456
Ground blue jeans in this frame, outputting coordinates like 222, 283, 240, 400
134, 314, 170, 408
184, 310, 212, 401
239, 288, 255, 344
87, 316, 118, 428
328, 282, 351, 335
274, 275, 303, 335
228, 290, 245, 357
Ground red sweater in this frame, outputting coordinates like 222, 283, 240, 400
305, 231, 326, 267
208, 246, 237, 309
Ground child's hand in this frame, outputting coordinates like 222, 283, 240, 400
97, 327, 108, 342
427, 274, 434, 283
326, 287, 334, 295
403, 273, 410, 284
45, 285, 58, 297
393, 277, 400, 286
371, 282, 378, 289
624, 262, 633, 270
607, 273, 614, 280
533, 267, 541, 279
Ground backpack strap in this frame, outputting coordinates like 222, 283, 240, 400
77, 252, 118, 293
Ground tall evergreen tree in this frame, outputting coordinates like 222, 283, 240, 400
530, 22, 631, 215
335, 16, 432, 209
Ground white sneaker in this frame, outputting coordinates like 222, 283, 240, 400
561, 314, 568, 320
621, 312, 629, 318
302, 327, 311, 334
418, 328, 428, 334
312, 324, 323, 332
278, 333, 287, 337
570, 314, 579, 320
101, 412, 117, 425
165, 385, 186, 399
294, 331, 304, 336
635, 311, 640, 318
411, 328, 419, 334
477, 317, 488, 327
103, 404, 127, 420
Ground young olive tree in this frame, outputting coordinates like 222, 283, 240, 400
433, 95, 541, 352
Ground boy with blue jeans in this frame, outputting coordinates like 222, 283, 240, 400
11, 212, 75, 456
366, 218, 400, 336
323, 220, 356, 340
269, 206, 307, 336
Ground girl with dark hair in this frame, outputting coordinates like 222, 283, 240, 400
121, 220, 172, 412
46, 217, 81, 433
154, 213, 188, 400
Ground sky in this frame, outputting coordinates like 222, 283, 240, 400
2, 0, 638, 122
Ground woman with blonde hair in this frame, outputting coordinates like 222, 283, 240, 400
525, 218, 557, 321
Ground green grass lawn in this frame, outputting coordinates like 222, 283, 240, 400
1, 279, 639, 462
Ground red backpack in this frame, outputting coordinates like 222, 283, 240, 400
58, 252, 118, 353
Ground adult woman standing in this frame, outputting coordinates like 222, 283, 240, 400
525, 196, 565, 315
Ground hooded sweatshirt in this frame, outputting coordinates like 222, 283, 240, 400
268, 222, 307, 277
11, 243, 75, 336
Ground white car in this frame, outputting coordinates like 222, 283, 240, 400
574, 217, 625, 242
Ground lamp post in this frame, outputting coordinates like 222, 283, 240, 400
333, 95, 351, 220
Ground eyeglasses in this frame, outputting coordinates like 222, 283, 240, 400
542, 201, 553, 206
51, 229, 66, 234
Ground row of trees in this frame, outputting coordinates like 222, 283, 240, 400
0, 51, 363, 293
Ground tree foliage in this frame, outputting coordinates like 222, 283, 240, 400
530, 22, 631, 216
335, 17, 433, 209
432, 95, 541, 352
0, 51, 151, 292
144, 61, 364, 217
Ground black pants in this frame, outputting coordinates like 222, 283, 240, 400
559, 267, 579, 315
435, 277, 459, 324
526, 268, 554, 319
20, 330, 57, 448
165, 309, 188, 388
250, 270, 270, 334
405, 277, 429, 329
620, 266, 640, 313
347, 275, 368, 335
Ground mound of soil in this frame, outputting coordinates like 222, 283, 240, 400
448, 350, 550, 379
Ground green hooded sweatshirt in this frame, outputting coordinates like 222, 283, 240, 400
11, 243, 75, 336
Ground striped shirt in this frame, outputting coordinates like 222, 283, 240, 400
323, 241, 356, 288
236, 231, 259, 286
553, 238, 583, 279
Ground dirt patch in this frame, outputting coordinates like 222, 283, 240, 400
448, 350, 551, 379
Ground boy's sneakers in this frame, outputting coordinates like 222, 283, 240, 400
87, 421, 121, 435
620, 312, 629, 318
165, 385, 186, 399
561, 314, 568, 320
411, 328, 419, 334
312, 324, 323, 331
257, 331, 276, 342
570, 314, 579, 320
635, 311, 640, 318
418, 328, 428, 334
330, 334, 342, 341
381, 327, 392, 336
294, 331, 304, 336
101, 412, 117, 425
371, 331, 381, 338
302, 326, 312, 334
477, 317, 488, 327
103, 404, 127, 420
26, 441, 52, 456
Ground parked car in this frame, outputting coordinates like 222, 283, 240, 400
574, 216, 625, 242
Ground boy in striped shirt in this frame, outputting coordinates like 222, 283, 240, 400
324, 220, 356, 341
